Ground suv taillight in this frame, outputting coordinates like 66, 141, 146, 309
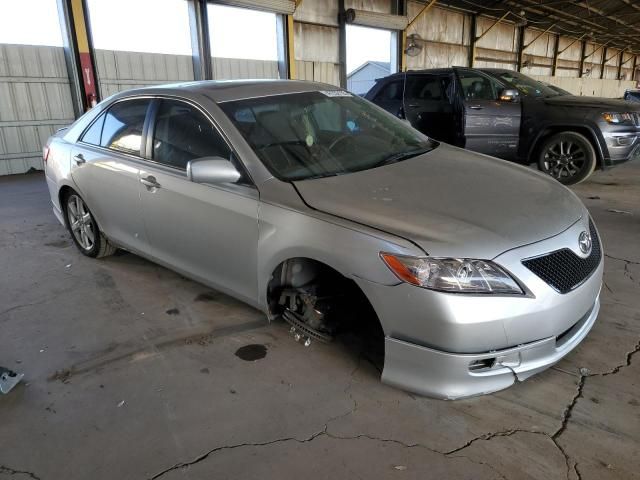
42, 145, 50, 163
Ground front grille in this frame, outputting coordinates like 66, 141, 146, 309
522, 220, 601, 294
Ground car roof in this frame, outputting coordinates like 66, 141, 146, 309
108, 79, 341, 104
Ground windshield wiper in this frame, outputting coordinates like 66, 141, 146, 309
374, 147, 432, 168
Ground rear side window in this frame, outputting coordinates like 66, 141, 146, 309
101, 99, 150, 156
151, 99, 231, 170
406, 76, 445, 101
374, 80, 403, 101
81, 113, 105, 145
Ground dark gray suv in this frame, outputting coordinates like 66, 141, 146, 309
366, 67, 640, 184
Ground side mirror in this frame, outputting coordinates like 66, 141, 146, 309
499, 88, 519, 102
187, 157, 241, 184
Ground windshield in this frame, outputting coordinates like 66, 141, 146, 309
492, 71, 563, 98
220, 91, 435, 181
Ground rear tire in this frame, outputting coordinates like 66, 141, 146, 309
63, 190, 116, 258
537, 131, 596, 185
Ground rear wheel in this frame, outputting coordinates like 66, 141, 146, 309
64, 191, 115, 258
537, 132, 596, 185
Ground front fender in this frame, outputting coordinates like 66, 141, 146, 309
256, 202, 421, 311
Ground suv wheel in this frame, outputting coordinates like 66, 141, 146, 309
64, 191, 116, 258
537, 132, 596, 185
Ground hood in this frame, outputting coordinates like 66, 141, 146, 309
544, 95, 640, 110
293, 144, 585, 259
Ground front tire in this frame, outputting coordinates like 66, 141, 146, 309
537, 131, 596, 185
64, 191, 116, 258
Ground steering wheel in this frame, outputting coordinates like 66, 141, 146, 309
328, 134, 353, 153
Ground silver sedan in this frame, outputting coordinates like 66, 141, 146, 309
43, 80, 602, 399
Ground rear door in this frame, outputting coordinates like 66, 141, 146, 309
138, 98, 259, 304
454, 68, 521, 160
70, 98, 151, 252
403, 73, 456, 144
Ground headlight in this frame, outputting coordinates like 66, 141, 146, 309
380, 253, 523, 294
602, 112, 635, 125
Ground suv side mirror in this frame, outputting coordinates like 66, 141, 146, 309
499, 88, 519, 102
187, 157, 241, 184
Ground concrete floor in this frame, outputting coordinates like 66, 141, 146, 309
1, 161, 639, 480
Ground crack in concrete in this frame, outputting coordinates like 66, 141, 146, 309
605, 254, 640, 287
0, 297, 53, 319
149, 428, 327, 479
605, 254, 640, 265
0, 465, 42, 480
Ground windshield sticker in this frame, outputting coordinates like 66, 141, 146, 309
320, 90, 352, 97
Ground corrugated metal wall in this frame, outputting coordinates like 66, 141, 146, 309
213, 57, 279, 80
94, 50, 194, 97
406, 2, 469, 70
0, 44, 75, 175
95, 49, 280, 97
293, 1, 341, 86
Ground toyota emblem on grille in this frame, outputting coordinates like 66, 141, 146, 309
578, 231, 592, 255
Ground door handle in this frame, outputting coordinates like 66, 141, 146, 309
73, 153, 86, 165
407, 103, 420, 108
140, 176, 161, 189
468, 105, 483, 110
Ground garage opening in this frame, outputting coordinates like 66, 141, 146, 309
86, 0, 195, 98
346, 24, 394, 95
207, 4, 280, 80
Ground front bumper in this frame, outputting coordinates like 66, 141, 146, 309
382, 294, 599, 399
356, 216, 603, 399
601, 129, 640, 166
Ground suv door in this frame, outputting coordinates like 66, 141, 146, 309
70, 98, 151, 252
138, 98, 259, 304
454, 68, 521, 160
404, 73, 456, 144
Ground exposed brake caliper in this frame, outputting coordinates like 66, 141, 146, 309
279, 286, 340, 345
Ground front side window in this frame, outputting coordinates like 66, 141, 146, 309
152, 100, 231, 170
457, 71, 502, 101
493, 70, 561, 98
101, 99, 150, 156
221, 91, 435, 181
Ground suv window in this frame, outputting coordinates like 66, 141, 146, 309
81, 113, 105, 145
101, 99, 150, 156
406, 75, 451, 102
457, 71, 502, 101
374, 80, 403, 102
152, 99, 231, 170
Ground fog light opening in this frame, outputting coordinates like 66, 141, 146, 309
469, 357, 496, 372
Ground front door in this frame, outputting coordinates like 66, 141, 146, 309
69, 98, 151, 252
138, 98, 259, 305
454, 68, 521, 160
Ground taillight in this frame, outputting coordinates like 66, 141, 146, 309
42, 145, 50, 163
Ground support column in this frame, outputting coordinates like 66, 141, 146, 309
276, 14, 295, 79
516, 25, 525, 72
57, 0, 99, 116
617, 50, 624, 80
338, 0, 347, 88
188, 0, 212, 81
468, 14, 477, 68
578, 40, 586, 78
600, 46, 607, 79
551, 34, 559, 76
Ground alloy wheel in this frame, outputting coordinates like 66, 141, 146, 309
541, 140, 586, 181
67, 194, 95, 251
